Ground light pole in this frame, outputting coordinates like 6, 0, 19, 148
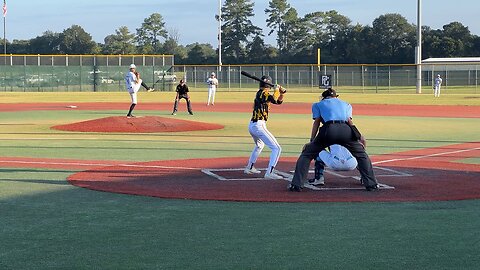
415, 0, 422, 94
218, 0, 222, 68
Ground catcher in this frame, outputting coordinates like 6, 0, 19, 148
171, 79, 193, 115
244, 75, 286, 180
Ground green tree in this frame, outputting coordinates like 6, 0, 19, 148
29, 31, 61, 54
371, 14, 416, 63
246, 35, 269, 63
136, 13, 168, 53
59, 25, 98, 54
185, 43, 216, 64
442, 22, 472, 56
221, 0, 262, 62
6, 39, 30, 54
469, 35, 480, 56
161, 28, 188, 61
103, 26, 136, 54
265, 0, 291, 51
343, 24, 373, 63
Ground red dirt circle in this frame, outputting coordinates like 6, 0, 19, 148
52, 116, 224, 133
68, 143, 480, 202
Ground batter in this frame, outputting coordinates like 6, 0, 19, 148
244, 75, 286, 180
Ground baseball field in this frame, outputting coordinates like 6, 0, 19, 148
1, 90, 479, 269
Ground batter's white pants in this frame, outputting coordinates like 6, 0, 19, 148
207, 87, 216, 105
128, 79, 142, 104
434, 85, 441, 97
247, 120, 282, 171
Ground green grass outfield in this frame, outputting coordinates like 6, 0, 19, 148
0, 92, 479, 269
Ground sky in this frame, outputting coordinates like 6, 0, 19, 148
5, 0, 480, 46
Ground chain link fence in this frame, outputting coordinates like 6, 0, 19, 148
174, 64, 479, 94
0, 54, 175, 92
0, 55, 478, 94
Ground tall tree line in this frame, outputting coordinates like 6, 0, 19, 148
3, 1, 480, 64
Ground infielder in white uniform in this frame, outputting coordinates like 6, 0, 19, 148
434, 74, 443, 97
244, 75, 286, 180
125, 64, 143, 118
206, 72, 218, 106
308, 144, 358, 185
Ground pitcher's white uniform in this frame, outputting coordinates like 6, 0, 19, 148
434, 74, 443, 97
319, 144, 358, 171
206, 72, 218, 105
125, 70, 142, 104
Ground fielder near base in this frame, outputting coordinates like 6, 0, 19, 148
206, 72, 218, 106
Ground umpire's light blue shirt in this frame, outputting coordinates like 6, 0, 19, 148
312, 98, 352, 123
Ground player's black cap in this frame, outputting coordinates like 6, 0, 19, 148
321, 88, 339, 99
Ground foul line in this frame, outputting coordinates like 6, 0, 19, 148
372, 146, 480, 165
0, 160, 199, 170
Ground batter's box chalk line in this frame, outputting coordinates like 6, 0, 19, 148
201, 166, 400, 191
201, 168, 292, 181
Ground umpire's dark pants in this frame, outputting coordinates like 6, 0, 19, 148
173, 95, 193, 114
291, 123, 378, 188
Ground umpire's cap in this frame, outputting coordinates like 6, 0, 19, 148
321, 88, 339, 99
260, 75, 273, 88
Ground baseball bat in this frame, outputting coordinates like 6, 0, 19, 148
240, 71, 275, 87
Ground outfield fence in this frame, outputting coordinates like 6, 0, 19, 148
0, 54, 478, 94
0, 54, 175, 92
175, 64, 479, 94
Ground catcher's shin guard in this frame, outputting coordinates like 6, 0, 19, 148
314, 159, 325, 180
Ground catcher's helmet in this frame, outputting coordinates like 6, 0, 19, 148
259, 75, 272, 88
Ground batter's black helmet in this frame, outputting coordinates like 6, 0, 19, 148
259, 75, 273, 88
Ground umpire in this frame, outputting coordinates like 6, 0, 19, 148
172, 79, 193, 115
289, 89, 379, 191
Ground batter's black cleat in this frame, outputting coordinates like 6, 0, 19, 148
365, 184, 379, 191
288, 184, 302, 192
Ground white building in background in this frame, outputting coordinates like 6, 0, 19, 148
422, 57, 480, 89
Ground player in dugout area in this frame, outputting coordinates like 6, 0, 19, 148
244, 75, 287, 180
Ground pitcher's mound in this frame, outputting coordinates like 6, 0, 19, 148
52, 116, 224, 133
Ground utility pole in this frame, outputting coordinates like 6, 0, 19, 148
416, 0, 422, 94
218, 0, 222, 68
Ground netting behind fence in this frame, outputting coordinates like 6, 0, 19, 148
0, 55, 478, 93
0, 55, 176, 92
